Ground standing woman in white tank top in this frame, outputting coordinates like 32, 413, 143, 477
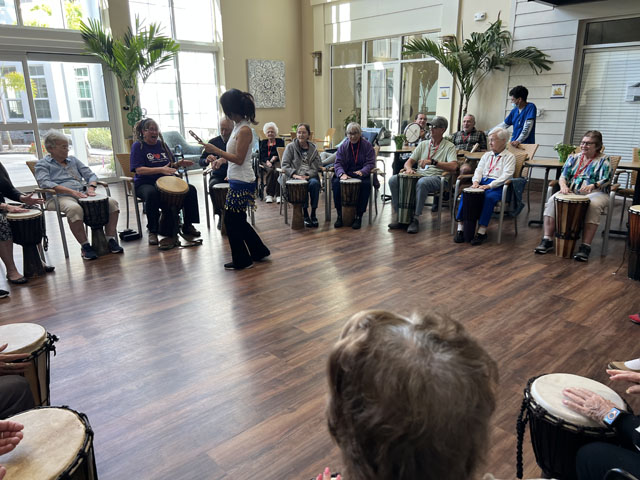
200, 89, 270, 270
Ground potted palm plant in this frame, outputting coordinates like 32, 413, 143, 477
79, 17, 179, 135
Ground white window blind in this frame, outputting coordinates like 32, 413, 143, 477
572, 48, 640, 161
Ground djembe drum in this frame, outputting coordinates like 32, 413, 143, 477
0, 323, 58, 406
516, 373, 629, 480
78, 194, 110, 256
340, 178, 361, 227
2, 407, 98, 480
6, 209, 44, 277
212, 183, 229, 236
156, 176, 189, 239
461, 187, 485, 242
554, 193, 590, 258
628, 205, 640, 280
286, 179, 309, 230
398, 172, 420, 224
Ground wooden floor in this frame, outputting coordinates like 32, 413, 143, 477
2, 171, 639, 480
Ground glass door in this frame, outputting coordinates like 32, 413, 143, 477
362, 63, 400, 134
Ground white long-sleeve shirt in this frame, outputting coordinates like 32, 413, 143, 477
472, 149, 516, 189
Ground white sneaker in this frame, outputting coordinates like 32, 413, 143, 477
276, 196, 281, 204
265, 195, 274, 203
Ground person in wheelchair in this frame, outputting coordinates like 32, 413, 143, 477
280, 123, 322, 228
130, 118, 201, 250
259, 122, 285, 204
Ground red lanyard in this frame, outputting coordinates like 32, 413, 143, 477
572, 154, 593, 181
428, 140, 440, 162
267, 140, 276, 158
487, 154, 501, 176
461, 131, 470, 143
350, 140, 360, 165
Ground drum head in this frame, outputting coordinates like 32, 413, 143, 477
630, 205, 640, 214
531, 373, 626, 428
2, 408, 87, 479
156, 176, 189, 194
340, 178, 361, 184
286, 179, 308, 185
464, 187, 485, 193
5, 210, 42, 220
555, 193, 590, 203
212, 183, 229, 190
77, 193, 107, 202
0, 323, 46, 354
404, 122, 421, 143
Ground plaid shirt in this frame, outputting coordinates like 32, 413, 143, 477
451, 128, 487, 151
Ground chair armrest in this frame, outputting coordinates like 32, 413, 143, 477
610, 183, 620, 192
38, 187, 57, 194
457, 174, 473, 181
97, 181, 109, 187
119, 176, 133, 182
548, 180, 560, 188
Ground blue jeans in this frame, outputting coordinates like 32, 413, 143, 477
456, 178, 502, 227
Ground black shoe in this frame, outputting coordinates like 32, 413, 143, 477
388, 222, 402, 229
81, 243, 98, 260
534, 238, 553, 254
252, 248, 271, 262
311, 216, 319, 228
454, 231, 464, 243
224, 262, 254, 270
0, 289, 8, 299
304, 216, 313, 228
6, 275, 27, 285
352, 215, 362, 230
43, 264, 55, 273
108, 238, 124, 254
431, 197, 439, 212
574, 243, 591, 262
182, 224, 201, 237
407, 217, 419, 234
470, 233, 488, 246
334, 216, 343, 228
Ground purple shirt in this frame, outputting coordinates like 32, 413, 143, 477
130, 141, 173, 187
335, 138, 375, 178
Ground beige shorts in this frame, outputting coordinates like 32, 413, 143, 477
46, 195, 119, 223
543, 191, 609, 225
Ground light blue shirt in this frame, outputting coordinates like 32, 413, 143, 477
35, 155, 97, 198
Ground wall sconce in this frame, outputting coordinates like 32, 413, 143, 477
311, 51, 322, 76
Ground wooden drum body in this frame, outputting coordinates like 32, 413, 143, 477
212, 183, 229, 236
286, 179, 309, 230
156, 176, 189, 238
6, 210, 44, 278
340, 178, 361, 227
2, 407, 97, 480
78, 194, 110, 257
554, 193, 590, 258
517, 373, 628, 480
398, 173, 419, 224
461, 187, 485, 242
628, 205, 640, 280
0, 323, 57, 406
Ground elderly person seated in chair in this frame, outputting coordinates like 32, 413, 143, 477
533, 130, 611, 262
259, 122, 285, 204
388, 116, 458, 234
314, 309, 498, 480
280, 123, 322, 228
453, 127, 515, 246
452, 114, 487, 175
35, 130, 123, 260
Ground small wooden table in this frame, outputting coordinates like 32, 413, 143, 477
524, 157, 565, 227
379, 145, 415, 175
618, 160, 640, 206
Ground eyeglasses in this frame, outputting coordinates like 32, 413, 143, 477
580, 141, 596, 146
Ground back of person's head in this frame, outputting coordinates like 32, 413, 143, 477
509, 85, 529, 102
327, 310, 498, 480
220, 88, 258, 125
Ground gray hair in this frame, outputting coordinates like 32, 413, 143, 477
346, 122, 362, 135
463, 114, 476, 123
43, 130, 69, 151
263, 122, 279, 135
488, 127, 509, 142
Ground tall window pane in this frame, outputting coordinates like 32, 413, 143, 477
0, 0, 17, 25
332, 42, 362, 67
20, 0, 98, 29
1, 61, 31, 124
173, 0, 214, 42
400, 61, 438, 132
139, 62, 180, 133
331, 67, 361, 140
366, 38, 401, 63
128, 0, 171, 31
179, 52, 218, 140
0, 130, 37, 188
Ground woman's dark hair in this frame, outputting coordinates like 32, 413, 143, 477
583, 130, 604, 153
509, 85, 529, 102
219, 89, 258, 125
297, 123, 311, 135
133, 117, 174, 161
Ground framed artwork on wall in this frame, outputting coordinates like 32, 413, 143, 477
247, 59, 286, 108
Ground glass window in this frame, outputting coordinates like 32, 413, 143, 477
402, 32, 440, 60
331, 42, 362, 67
139, 60, 180, 133
400, 61, 438, 132
173, 0, 214, 42
0, 130, 38, 188
585, 17, 640, 45
20, 0, 95, 29
128, 0, 171, 31
75, 67, 94, 118
366, 38, 401, 63
40, 127, 114, 176
0, 0, 17, 25
179, 51, 219, 141
331, 67, 361, 140
1, 61, 30, 123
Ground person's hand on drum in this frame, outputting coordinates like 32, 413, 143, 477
607, 369, 640, 395
4, 204, 29, 214
0, 420, 24, 455
71, 190, 87, 199
177, 159, 194, 168
19, 192, 43, 207
315, 467, 341, 480
579, 183, 595, 194
472, 181, 480, 189
559, 184, 570, 195
292, 174, 305, 180
340, 174, 350, 181
160, 163, 177, 176
479, 184, 491, 190
562, 387, 617, 424
354, 170, 363, 177
86, 185, 97, 197
0, 344, 29, 375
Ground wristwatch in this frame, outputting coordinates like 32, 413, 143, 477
433, 160, 438, 167
603, 407, 622, 426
